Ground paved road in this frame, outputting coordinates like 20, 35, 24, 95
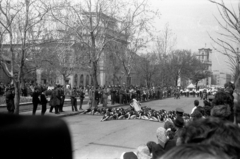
63, 96, 203, 159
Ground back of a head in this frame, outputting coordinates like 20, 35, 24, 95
173, 117, 184, 129
156, 127, 167, 145
164, 121, 175, 131
191, 109, 202, 121
194, 100, 199, 106
0, 114, 73, 159
136, 145, 151, 159
211, 104, 231, 121
213, 92, 233, 106
159, 144, 230, 159
178, 117, 240, 159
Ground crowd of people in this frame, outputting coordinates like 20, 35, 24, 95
1, 81, 176, 115
120, 81, 240, 159
1, 80, 240, 159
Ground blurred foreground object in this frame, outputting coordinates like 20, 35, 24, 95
0, 114, 73, 159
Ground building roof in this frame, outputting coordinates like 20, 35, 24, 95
198, 48, 212, 51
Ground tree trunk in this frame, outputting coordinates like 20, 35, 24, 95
195, 82, 198, 89
91, 61, 98, 108
14, 81, 20, 114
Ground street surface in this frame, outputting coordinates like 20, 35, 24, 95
63, 96, 203, 159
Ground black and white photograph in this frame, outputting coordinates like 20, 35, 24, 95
0, 0, 240, 159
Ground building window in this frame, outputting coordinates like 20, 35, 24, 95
86, 75, 89, 86
80, 74, 84, 86
74, 74, 78, 87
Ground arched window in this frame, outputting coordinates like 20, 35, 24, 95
86, 75, 89, 86
74, 74, 78, 87
80, 74, 84, 86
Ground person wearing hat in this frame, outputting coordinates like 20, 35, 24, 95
172, 117, 184, 140
176, 108, 184, 118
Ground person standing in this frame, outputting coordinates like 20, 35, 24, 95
49, 86, 61, 114
32, 87, 40, 115
88, 87, 93, 108
111, 86, 116, 105
70, 87, 78, 111
95, 87, 100, 107
59, 85, 65, 112
102, 87, 109, 107
191, 100, 199, 115
40, 90, 48, 115
78, 87, 85, 110
5, 86, 15, 114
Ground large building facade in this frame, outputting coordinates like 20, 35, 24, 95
211, 70, 232, 87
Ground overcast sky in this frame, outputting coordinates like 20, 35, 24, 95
150, 0, 239, 73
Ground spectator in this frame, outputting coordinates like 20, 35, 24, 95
177, 117, 240, 159
175, 108, 184, 118
191, 100, 199, 115
146, 141, 163, 159
190, 109, 203, 121
159, 144, 230, 159
211, 104, 231, 121
120, 145, 151, 159
212, 91, 233, 122
172, 116, 184, 138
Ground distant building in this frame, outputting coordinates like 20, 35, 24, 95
212, 70, 232, 87
0, 12, 141, 87
196, 48, 212, 86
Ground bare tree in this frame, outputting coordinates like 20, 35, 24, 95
208, 0, 240, 81
115, 0, 159, 86
50, 0, 129, 107
136, 52, 159, 87
156, 23, 177, 57
0, 0, 49, 114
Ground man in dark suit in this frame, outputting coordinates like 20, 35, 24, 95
32, 87, 41, 115
40, 89, 48, 115
59, 85, 65, 112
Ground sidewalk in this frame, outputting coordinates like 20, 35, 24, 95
20, 101, 126, 117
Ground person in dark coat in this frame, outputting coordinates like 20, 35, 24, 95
59, 85, 65, 112
49, 87, 61, 114
5, 87, 15, 114
32, 87, 40, 115
40, 90, 48, 115
70, 87, 78, 112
